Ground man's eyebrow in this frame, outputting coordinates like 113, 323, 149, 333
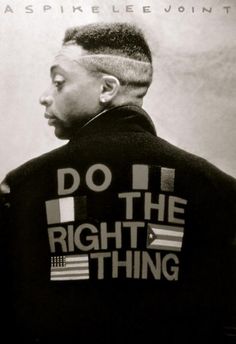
50, 65, 59, 75
50, 64, 67, 75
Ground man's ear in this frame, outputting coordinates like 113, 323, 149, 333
100, 75, 120, 104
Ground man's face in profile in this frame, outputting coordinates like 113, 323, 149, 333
39, 45, 102, 139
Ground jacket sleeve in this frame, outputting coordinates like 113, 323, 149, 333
0, 178, 10, 224
0, 178, 12, 333
0, 178, 11, 238
224, 243, 236, 343
222, 181, 236, 343
205, 164, 236, 343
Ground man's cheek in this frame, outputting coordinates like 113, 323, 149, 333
61, 96, 75, 111
55, 100, 69, 117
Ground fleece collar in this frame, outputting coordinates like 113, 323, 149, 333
70, 105, 157, 141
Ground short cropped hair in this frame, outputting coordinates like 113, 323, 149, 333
63, 22, 152, 64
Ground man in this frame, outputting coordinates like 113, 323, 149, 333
0, 22, 235, 343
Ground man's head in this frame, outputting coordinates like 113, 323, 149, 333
40, 22, 153, 139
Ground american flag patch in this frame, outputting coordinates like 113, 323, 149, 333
50, 254, 89, 281
147, 224, 184, 252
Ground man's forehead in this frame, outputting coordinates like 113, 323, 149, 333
50, 55, 84, 74
50, 44, 89, 73
55, 44, 88, 62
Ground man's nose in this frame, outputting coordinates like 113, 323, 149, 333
39, 90, 53, 107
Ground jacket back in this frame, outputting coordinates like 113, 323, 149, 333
1, 106, 236, 343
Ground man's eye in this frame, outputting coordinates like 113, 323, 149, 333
53, 79, 65, 89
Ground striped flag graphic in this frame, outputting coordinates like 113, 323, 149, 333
147, 224, 184, 252
50, 254, 89, 281
132, 165, 175, 192
45, 196, 87, 225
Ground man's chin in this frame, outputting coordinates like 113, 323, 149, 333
54, 127, 70, 140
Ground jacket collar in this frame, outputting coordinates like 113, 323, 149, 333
70, 105, 157, 141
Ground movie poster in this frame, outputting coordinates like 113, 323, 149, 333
0, 0, 235, 181
0, 0, 236, 341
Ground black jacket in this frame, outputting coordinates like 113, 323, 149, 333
1, 105, 236, 343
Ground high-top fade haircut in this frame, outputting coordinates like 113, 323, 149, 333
63, 22, 152, 64
62, 22, 153, 93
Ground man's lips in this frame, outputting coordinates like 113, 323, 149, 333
44, 113, 58, 126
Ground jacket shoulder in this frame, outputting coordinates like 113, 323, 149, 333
3, 144, 69, 188
155, 136, 236, 190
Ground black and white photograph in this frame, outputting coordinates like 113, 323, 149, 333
0, 0, 235, 342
